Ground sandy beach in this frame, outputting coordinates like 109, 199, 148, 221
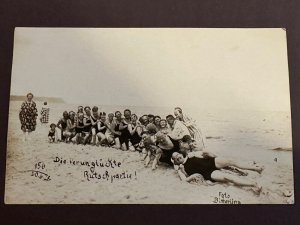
5, 101, 294, 204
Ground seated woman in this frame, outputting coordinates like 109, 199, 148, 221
118, 109, 132, 151
153, 116, 161, 130
96, 112, 107, 146
82, 106, 92, 145
128, 114, 143, 151
148, 114, 155, 124
158, 119, 170, 134
74, 113, 85, 144
90, 106, 99, 146
77, 106, 84, 114
57, 111, 69, 142
171, 152, 263, 194
104, 113, 116, 146
112, 111, 123, 149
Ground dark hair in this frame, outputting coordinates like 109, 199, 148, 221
174, 107, 183, 113
115, 111, 121, 116
69, 111, 75, 115
63, 111, 69, 119
154, 116, 161, 120
92, 106, 98, 112
166, 115, 175, 120
141, 131, 149, 136
78, 106, 83, 109
26, 93, 34, 98
50, 123, 56, 128
124, 109, 131, 114
43, 102, 47, 105
148, 114, 154, 118
139, 116, 144, 124
131, 114, 137, 119
108, 113, 114, 117
182, 135, 192, 143
147, 124, 157, 135
84, 106, 91, 111
100, 112, 106, 116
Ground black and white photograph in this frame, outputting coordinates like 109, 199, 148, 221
5, 28, 294, 204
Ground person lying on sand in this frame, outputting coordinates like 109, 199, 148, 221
179, 135, 249, 176
171, 152, 264, 194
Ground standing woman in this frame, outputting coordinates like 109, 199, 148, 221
174, 107, 205, 150
19, 93, 38, 141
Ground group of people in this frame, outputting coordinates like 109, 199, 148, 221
19, 92, 264, 194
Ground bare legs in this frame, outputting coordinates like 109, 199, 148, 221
22, 129, 31, 141
211, 170, 262, 194
215, 157, 264, 174
96, 132, 106, 146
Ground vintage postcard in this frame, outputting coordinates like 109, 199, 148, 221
5, 28, 294, 204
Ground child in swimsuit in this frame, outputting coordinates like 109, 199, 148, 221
48, 123, 58, 143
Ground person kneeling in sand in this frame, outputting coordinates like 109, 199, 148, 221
142, 133, 162, 170
171, 152, 264, 194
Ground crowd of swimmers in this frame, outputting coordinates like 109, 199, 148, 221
47, 105, 264, 194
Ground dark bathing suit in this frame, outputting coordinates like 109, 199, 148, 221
58, 118, 68, 140
76, 120, 84, 133
119, 121, 131, 149
159, 136, 180, 166
184, 157, 219, 182
48, 130, 55, 137
98, 121, 107, 134
84, 116, 92, 133
130, 124, 142, 146
114, 122, 121, 138
91, 116, 98, 132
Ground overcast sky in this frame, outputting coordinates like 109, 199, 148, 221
10, 28, 290, 111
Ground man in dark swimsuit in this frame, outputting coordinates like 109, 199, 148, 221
171, 152, 264, 193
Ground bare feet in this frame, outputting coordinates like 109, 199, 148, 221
251, 183, 263, 195
255, 165, 264, 174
